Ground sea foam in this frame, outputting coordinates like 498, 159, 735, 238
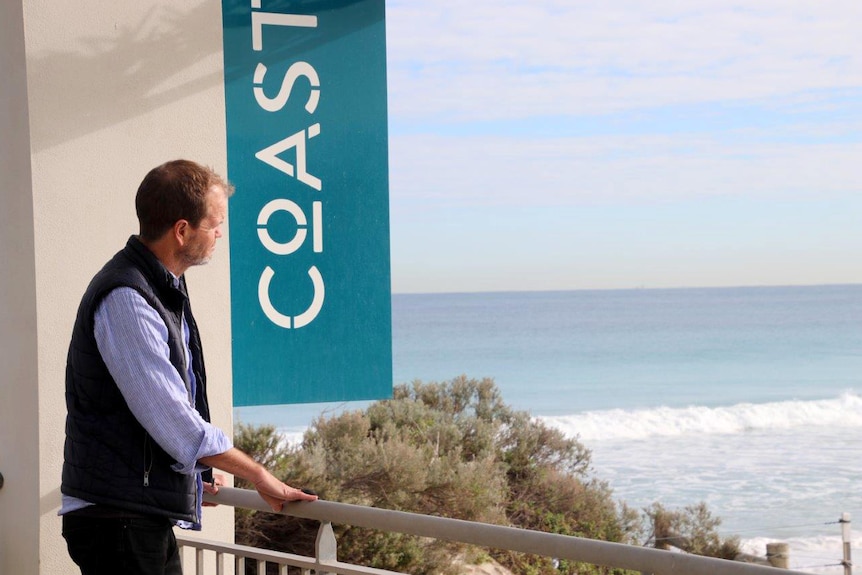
741, 532, 858, 574
538, 392, 862, 442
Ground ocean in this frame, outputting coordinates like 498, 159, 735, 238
235, 284, 862, 573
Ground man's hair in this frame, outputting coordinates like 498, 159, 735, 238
135, 159, 234, 241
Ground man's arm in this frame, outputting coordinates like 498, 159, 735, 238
95, 287, 314, 510
199, 448, 317, 511
94, 287, 232, 472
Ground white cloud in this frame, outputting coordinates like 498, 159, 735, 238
386, 1, 862, 121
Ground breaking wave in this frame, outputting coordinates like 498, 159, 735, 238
539, 391, 862, 442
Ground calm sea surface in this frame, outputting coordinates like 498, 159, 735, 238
236, 284, 862, 573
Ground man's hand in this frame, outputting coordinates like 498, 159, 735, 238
199, 447, 318, 512
202, 473, 227, 507
252, 469, 318, 512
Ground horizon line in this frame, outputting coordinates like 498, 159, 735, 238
391, 281, 862, 297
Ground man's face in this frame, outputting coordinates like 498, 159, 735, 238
180, 185, 228, 268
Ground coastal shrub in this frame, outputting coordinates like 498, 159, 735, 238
233, 377, 733, 574
232, 423, 305, 556
644, 502, 740, 559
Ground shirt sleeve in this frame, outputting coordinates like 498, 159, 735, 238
94, 287, 233, 475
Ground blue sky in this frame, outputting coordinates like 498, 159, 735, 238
383, 1, 862, 293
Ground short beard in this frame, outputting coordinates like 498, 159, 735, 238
180, 247, 212, 268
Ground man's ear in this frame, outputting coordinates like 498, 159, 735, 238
173, 219, 190, 246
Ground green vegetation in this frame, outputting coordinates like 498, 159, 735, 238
234, 376, 739, 574
644, 502, 740, 559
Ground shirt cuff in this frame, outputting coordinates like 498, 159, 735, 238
171, 426, 233, 475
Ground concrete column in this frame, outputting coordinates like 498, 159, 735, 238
0, 2, 39, 574
1, 1, 236, 572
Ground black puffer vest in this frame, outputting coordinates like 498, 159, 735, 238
62, 236, 212, 521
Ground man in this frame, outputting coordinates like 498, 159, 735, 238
60, 160, 317, 575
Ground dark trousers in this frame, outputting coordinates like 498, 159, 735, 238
62, 512, 183, 575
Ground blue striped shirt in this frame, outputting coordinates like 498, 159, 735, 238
60, 285, 232, 529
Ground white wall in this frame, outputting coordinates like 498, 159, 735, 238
1, 1, 236, 572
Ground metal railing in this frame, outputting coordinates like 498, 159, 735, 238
177, 486, 811, 575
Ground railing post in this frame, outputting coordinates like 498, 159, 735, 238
315, 521, 337, 575
766, 543, 789, 569
841, 512, 852, 575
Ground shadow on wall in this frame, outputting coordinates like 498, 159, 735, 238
28, 3, 222, 153
26, 0, 378, 154
40, 486, 61, 517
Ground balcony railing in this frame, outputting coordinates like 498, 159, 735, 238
176, 486, 808, 575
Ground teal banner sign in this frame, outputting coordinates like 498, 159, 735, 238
221, 0, 392, 406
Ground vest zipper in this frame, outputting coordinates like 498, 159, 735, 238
143, 434, 153, 487
194, 481, 200, 523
